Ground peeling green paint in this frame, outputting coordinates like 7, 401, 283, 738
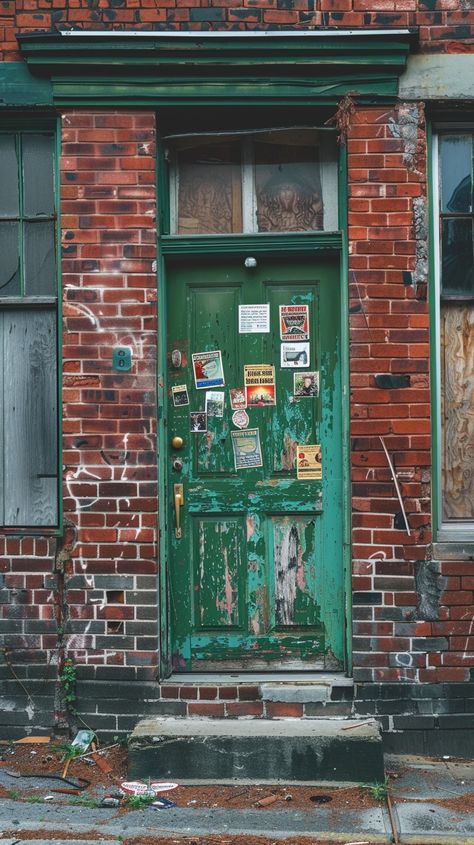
168, 257, 343, 669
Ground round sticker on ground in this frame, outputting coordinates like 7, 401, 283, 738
120, 780, 151, 795
232, 410, 249, 429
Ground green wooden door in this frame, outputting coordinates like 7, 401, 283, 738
167, 255, 344, 671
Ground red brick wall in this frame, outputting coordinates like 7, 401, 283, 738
348, 104, 474, 685
61, 110, 158, 678
1, 0, 473, 61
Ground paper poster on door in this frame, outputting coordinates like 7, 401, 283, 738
231, 428, 263, 470
280, 304, 309, 341
205, 391, 225, 418
281, 342, 309, 368
244, 364, 276, 407
294, 371, 319, 398
192, 351, 225, 389
171, 384, 190, 407
230, 388, 247, 410
190, 412, 207, 432
238, 304, 270, 334
296, 444, 322, 480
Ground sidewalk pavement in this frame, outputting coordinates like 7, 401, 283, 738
0, 754, 473, 844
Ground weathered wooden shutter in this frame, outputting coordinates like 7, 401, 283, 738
1, 309, 57, 526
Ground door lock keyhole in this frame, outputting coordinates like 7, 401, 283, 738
173, 458, 183, 472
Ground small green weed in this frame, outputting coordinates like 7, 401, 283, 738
359, 775, 390, 801
25, 795, 44, 804
53, 742, 84, 762
7, 789, 19, 800
60, 658, 78, 716
125, 793, 156, 810
70, 795, 101, 808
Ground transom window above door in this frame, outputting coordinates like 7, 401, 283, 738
168, 130, 338, 236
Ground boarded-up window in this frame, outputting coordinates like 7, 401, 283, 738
0, 131, 58, 528
439, 133, 474, 524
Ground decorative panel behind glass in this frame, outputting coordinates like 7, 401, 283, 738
172, 130, 337, 235
254, 131, 323, 233
177, 141, 242, 234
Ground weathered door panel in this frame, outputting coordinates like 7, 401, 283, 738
167, 257, 343, 670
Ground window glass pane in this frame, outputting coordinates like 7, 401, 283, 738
0, 135, 19, 218
22, 134, 55, 218
254, 131, 324, 233
177, 141, 242, 234
24, 221, 56, 296
440, 135, 473, 214
441, 303, 474, 521
0, 221, 20, 297
2, 309, 57, 526
441, 218, 474, 297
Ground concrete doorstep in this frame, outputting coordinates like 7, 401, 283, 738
128, 717, 384, 783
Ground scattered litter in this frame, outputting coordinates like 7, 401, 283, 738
71, 730, 96, 753
51, 787, 81, 795
101, 797, 121, 808
310, 795, 332, 804
44, 795, 54, 801
256, 794, 279, 807
14, 736, 51, 745
120, 780, 179, 796
6, 769, 90, 790
284, 794, 293, 801
90, 751, 113, 775
151, 797, 177, 809
341, 722, 370, 731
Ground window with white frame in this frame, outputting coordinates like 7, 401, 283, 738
168, 129, 339, 235
0, 130, 58, 528
436, 130, 474, 534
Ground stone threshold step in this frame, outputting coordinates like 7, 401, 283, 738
128, 717, 383, 784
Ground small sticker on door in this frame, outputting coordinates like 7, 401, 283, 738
238, 304, 270, 334
171, 384, 190, 407
192, 351, 225, 390
230, 388, 247, 410
232, 409, 250, 430
205, 391, 225, 418
244, 364, 276, 407
296, 444, 322, 480
231, 428, 263, 470
294, 371, 319, 398
280, 304, 309, 341
190, 412, 207, 432
281, 342, 309, 368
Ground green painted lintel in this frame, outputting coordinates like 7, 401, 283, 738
0, 62, 53, 108
17, 30, 414, 106
161, 232, 342, 258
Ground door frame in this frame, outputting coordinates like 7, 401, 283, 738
157, 140, 351, 679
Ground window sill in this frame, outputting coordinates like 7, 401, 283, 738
433, 541, 474, 561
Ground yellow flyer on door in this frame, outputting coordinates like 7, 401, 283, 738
296, 444, 322, 480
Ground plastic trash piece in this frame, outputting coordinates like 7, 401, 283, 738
101, 797, 121, 808
256, 794, 279, 807
14, 736, 51, 744
121, 780, 179, 796
71, 730, 96, 753
151, 797, 177, 809
120, 780, 151, 796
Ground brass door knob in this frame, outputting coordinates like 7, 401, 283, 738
171, 436, 184, 450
